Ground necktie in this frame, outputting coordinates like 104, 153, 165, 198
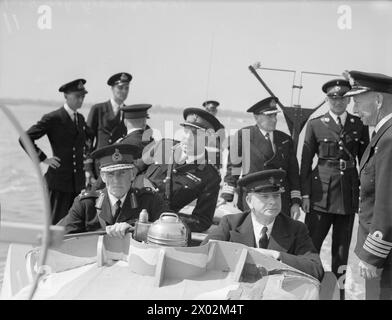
259, 226, 269, 249
73, 112, 78, 129
113, 199, 122, 222
337, 116, 343, 130
264, 132, 274, 160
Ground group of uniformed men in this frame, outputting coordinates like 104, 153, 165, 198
20, 69, 392, 299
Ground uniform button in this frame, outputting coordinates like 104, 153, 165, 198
108, 139, 112, 143
324, 139, 327, 142
73, 147, 75, 151
339, 147, 343, 150
340, 171, 344, 175
73, 155, 76, 158
73, 169, 76, 173
73, 162, 76, 165
184, 186, 188, 189
173, 169, 177, 173
358, 197, 361, 201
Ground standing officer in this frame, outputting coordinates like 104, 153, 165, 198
220, 97, 301, 218
300, 78, 369, 299
202, 169, 324, 281
344, 71, 392, 300
138, 108, 223, 233
20, 79, 92, 224
202, 100, 220, 117
118, 104, 154, 152
59, 144, 165, 235
85, 72, 132, 184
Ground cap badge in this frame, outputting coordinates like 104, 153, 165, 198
120, 73, 128, 81
78, 81, 84, 89
343, 71, 356, 87
112, 148, 123, 162
269, 177, 275, 184
323, 117, 330, 123
270, 100, 277, 107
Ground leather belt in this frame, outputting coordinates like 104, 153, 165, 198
318, 159, 356, 171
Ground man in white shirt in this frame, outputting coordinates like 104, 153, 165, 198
344, 70, 392, 299
202, 169, 324, 281
85, 72, 132, 183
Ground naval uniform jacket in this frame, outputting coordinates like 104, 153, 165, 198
223, 125, 301, 211
59, 187, 165, 234
20, 106, 91, 193
300, 112, 369, 215
355, 117, 392, 268
201, 211, 324, 280
85, 100, 127, 175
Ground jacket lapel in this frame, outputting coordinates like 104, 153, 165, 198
97, 189, 114, 226
323, 112, 342, 135
360, 117, 392, 171
268, 214, 292, 253
229, 213, 256, 247
60, 106, 77, 136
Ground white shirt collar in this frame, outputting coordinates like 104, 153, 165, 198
329, 110, 347, 126
375, 113, 392, 133
127, 127, 143, 135
251, 213, 275, 248
110, 98, 125, 114
107, 192, 127, 217
64, 103, 77, 120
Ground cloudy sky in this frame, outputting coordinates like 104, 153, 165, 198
1, 0, 391, 111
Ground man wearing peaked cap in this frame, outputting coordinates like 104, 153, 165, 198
343, 70, 392, 299
202, 169, 324, 281
300, 78, 369, 299
59, 144, 165, 236
117, 104, 155, 173
85, 72, 133, 184
135, 107, 223, 233
19, 78, 93, 224
202, 100, 220, 117
221, 96, 302, 221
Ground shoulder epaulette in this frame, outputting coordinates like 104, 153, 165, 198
79, 189, 101, 200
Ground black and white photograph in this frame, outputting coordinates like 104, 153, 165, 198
0, 0, 392, 304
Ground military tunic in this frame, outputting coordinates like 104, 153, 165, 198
85, 100, 127, 177
59, 187, 165, 234
355, 116, 392, 299
222, 125, 301, 214
300, 111, 369, 279
138, 142, 221, 233
20, 106, 92, 224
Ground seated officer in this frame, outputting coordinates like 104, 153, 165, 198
58, 144, 165, 237
202, 169, 324, 281
138, 108, 223, 233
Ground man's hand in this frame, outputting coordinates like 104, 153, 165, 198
302, 198, 310, 213
254, 248, 281, 260
43, 156, 61, 169
106, 222, 133, 239
290, 203, 301, 220
358, 259, 380, 279
85, 170, 97, 187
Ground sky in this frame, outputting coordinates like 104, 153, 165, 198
0, 0, 391, 111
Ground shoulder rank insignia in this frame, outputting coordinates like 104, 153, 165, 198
79, 189, 100, 200
322, 117, 330, 123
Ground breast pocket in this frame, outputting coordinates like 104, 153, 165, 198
318, 138, 338, 158
310, 169, 331, 209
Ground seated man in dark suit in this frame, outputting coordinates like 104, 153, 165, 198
202, 169, 324, 281
59, 144, 165, 237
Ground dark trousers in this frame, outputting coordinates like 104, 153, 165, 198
305, 211, 355, 279
49, 189, 78, 225
365, 263, 392, 300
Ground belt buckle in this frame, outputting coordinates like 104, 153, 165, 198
339, 159, 346, 171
